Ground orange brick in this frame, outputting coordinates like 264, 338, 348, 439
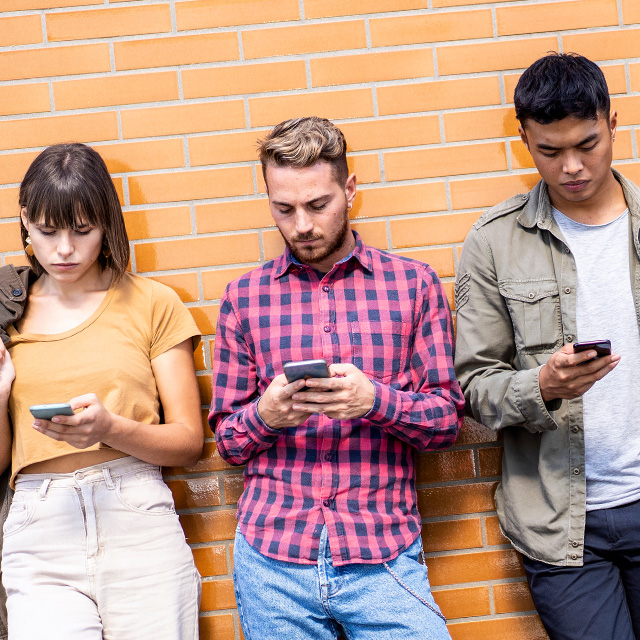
201, 579, 236, 611
449, 616, 547, 640
0, 112, 118, 152
196, 200, 272, 234
165, 442, 234, 475
184, 60, 306, 100
393, 248, 455, 278
443, 281, 454, 310
478, 447, 503, 477
385, 142, 507, 181
190, 304, 220, 335
150, 272, 200, 303
121, 101, 246, 139
0, 15, 42, 46
0, 151, 39, 188
432, 586, 491, 620
422, 518, 483, 552
249, 89, 374, 127
370, 10, 492, 46
340, 116, 441, 151
112, 178, 125, 208
203, 267, 255, 300
192, 546, 228, 578
223, 473, 244, 505
432, 0, 510, 5
168, 477, 221, 510
378, 77, 501, 117
444, 107, 519, 143
426, 549, 524, 586
0, 44, 110, 82
304, 0, 429, 18
497, 0, 617, 36
613, 95, 640, 126
176, 0, 299, 30
262, 229, 286, 261
451, 174, 540, 210
129, 167, 253, 205
311, 49, 434, 87
4, 255, 29, 269
198, 614, 236, 640
349, 154, 381, 185
47, 5, 171, 41
419, 482, 497, 518
620, 162, 640, 185
623, 0, 640, 23
437, 37, 558, 75
190, 131, 267, 166
125, 206, 192, 241
180, 510, 238, 544
135, 234, 260, 272
0, 222, 21, 253
3, 0, 100, 7
197, 372, 213, 404
350, 220, 388, 249
494, 581, 536, 614
417, 449, 476, 483
53, 72, 179, 110
390, 211, 480, 249
243, 21, 366, 59
0, 84, 50, 118
355, 183, 447, 219
96, 140, 185, 174
193, 340, 207, 371
563, 29, 640, 62
115, 32, 239, 71
485, 515, 510, 545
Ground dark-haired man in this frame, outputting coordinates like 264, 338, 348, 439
210, 117, 464, 639
455, 53, 640, 639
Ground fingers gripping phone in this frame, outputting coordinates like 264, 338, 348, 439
283, 359, 330, 383
573, 339, 611, 360
29, 403, 74, 420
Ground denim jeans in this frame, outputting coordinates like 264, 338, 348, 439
2, 457, 201, 640
233, 525, 450, 640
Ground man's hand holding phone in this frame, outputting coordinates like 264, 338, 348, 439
539, 340, 620, 402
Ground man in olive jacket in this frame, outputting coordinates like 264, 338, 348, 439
455, 53, 640, 640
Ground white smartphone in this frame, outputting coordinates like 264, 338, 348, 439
29, 403, 74, 420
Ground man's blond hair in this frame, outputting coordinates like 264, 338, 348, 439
258, 117, 348, 186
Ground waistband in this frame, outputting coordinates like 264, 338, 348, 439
14, 456, 160, 490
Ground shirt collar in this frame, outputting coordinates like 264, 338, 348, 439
273, 230, 373, 279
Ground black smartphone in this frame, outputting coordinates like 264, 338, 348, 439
283, 359, 330, 383
29, 403, 75, 420
573, 339, 611, 359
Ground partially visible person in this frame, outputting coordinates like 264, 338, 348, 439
455, 53, 640, 640
0, 143, 203, 640
210, 116, 464, 640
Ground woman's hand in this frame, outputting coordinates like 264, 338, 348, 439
32, 393, 114, 449
0, 342, 15, 398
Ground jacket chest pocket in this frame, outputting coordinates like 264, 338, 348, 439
350, 320, 412, 383
499, 279, 562, 354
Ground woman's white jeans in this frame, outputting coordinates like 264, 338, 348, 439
2, 457, 201, 640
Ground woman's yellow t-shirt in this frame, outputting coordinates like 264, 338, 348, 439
7, 272, 200, 486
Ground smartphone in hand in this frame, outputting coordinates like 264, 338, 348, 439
573, 339, 611, 360
29, 403, 74, 420
283, 359, 330, 383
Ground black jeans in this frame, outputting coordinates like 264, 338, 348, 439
523, 498, 640, 640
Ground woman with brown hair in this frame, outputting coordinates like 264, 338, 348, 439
0, 143, 203, 639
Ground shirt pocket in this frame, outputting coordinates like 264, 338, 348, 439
498, 279, 562, 354
350, 320, 412, 383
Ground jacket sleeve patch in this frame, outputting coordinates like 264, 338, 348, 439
455, 272, 470, 310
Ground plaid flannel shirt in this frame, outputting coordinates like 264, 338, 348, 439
209, 232, 464, 566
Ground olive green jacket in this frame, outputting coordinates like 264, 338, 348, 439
454, 169, 640, 566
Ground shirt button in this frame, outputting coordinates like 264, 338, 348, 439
323, 326, 331, 333
11, 289, 22, 297
573, 468, 580, 475
572, 541, 580, 547
564, 287, 571, 294
571, 554, 578, 560
322, 285, 330, 293
324, 453, 333, 461
564, 246, 570, 253
572, 426, 579, 433
566, 335, 573, 342
322, 499, 330, 507
528, 292, 535, 299
76, 472, 84, 480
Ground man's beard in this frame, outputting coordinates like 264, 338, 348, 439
283, 208, 350, 267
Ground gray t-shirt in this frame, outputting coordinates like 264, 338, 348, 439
553, 208, 640, 510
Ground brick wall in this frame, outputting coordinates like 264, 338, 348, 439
1, 1, 638, 638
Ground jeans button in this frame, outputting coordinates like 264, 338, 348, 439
322, 499, 330, 507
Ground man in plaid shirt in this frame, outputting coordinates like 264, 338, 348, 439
209, 117, 464, 639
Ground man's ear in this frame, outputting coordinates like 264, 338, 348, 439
609, 110, 618, 139
518, 125, 529, 150
345, 173, 356, 209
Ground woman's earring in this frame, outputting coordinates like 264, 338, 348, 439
24, 235, 34, 257
101, 242, 111, 259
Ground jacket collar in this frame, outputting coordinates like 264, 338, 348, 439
273, 230, 373, 279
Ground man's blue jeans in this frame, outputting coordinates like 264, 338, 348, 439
233, 525, 451, 640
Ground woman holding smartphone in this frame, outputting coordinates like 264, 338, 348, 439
0, 143, 203, 639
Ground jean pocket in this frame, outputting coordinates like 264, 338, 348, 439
3, 491, 38, 537
115, 470, 176, 515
